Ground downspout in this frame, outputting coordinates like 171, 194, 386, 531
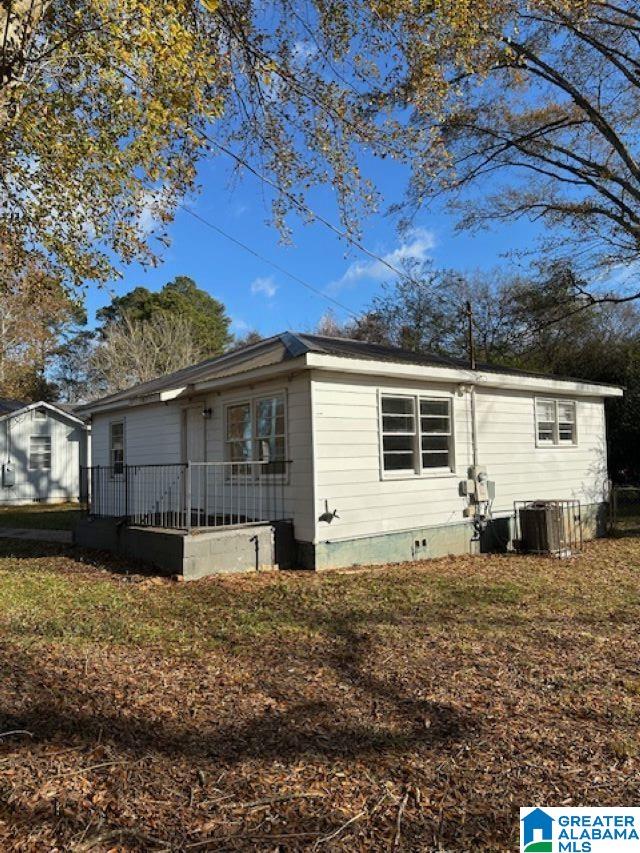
470, 385, 479, 469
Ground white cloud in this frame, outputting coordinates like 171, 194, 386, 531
327, 227, 436, 294
251, 275, 278, 298
292, 40, 317, 64
138, 187, 167, 234
231, 317, 250, 332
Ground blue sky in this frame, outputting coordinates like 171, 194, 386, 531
85, 149, 542, 338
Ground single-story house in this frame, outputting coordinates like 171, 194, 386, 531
75, 333, 622, 577
0, 399, 89, 504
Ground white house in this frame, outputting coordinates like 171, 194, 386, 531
0, 399, 88, 505
76, 333, 622, 574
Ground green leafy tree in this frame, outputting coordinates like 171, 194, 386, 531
96, 276, 231, 355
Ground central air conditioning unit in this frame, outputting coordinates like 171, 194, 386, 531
516, 499, 582, 557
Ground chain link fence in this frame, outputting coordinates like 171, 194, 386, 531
609, 485, 640, 536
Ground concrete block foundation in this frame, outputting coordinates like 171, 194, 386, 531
300, 502, 608, 570
74, 518, 295, 579
75, 502, 607, 576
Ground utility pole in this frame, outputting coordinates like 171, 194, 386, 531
465, 300, 476, 370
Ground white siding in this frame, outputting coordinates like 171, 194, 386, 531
90, 402, 184, 468
89, 373, 315, 540
310, 371, 608, 543
0, 409, 85, 504
474, 388, 608, 511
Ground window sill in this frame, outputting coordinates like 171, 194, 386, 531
380, 469, 457, 481
535, 443, 579, 449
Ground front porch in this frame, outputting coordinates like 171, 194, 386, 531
74, 516, 296, 578
76, 460, 296, 577
82, 460, 291, 530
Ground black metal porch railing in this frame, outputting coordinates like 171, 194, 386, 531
81, 461, 290, 530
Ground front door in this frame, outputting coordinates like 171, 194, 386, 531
183, 407, 206, 523
183, 406, 206, 463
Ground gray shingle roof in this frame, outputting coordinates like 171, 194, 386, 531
0, 397, 27, 415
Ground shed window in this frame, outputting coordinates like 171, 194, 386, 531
29, 436, 51, 470
225, 394, 286, 471
110, 422, 125, 475
536, 399, 577, 446
380, 395, 453, 475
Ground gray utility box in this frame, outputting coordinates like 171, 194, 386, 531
518, 500, 580, 556
2, 463, 14, 488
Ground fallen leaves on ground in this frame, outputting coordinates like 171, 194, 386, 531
0, 537, 639, 850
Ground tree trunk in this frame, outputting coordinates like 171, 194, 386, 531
0, 0, 49, 128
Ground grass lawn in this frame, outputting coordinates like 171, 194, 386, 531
0, 502, 84, 530
0, 537, 639, 850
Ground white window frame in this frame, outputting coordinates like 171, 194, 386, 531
109, 420, 125, 477
535, 398, 578, 447
224, 390, 288, 479
378, 391, 455, 479
28, 435, 52, 470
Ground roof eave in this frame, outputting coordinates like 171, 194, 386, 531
0, 400, 88, 425
305, 353, 624, 397
80, 355, 310, 415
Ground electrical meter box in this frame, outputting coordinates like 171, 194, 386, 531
2, 463, 15, 488
460, 465, 495, 504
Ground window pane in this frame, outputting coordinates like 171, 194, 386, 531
229, 440, 252, 461
381, 397, 417, 471
559, 423, 575, 442
110, 423, 124, 473
382, 397, 414, 415
227, 404, 251, 440
29, 436, 51, 470
422, 435, 450, 452
558, 402, 575, 423
422, 452, 450, 468
420, 399, 449, 416
383, 435, 414, 452
383, 452, 414, 470
256, 396, 284, 437
538, 423, 554, 442
536, 401, 555, 422
421, 416, 450, 434
258, 435, 285, 461
382, 415, 415, 433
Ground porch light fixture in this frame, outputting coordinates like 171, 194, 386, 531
202, 406, 213, 419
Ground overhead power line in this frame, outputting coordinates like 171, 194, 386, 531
196, 128, 415, 285
179, 204, 359, 318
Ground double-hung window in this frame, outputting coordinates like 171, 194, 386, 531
380, 394, 454, 475
29, 436, 51, 470
535, 399, 577, 446
225, 393, 286, 474
110, 421, 125, 475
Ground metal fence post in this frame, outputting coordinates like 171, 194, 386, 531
186, 462, 192, 530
